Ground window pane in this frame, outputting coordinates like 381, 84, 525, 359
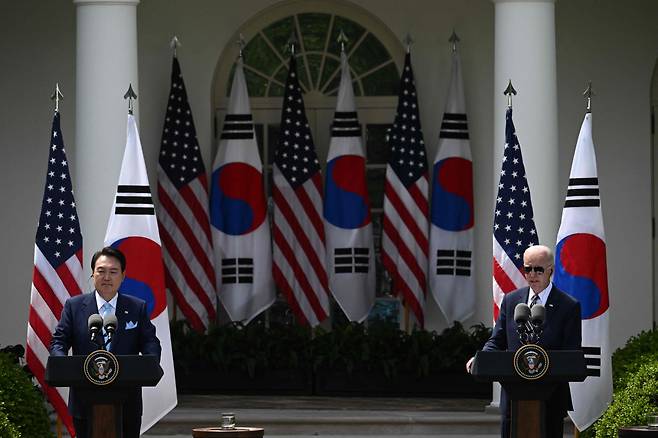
367, 168, 386, 210
268, 83, 285, 97
361, 62, 399, 96
349, 33, 391, 76
244, 33, 280, 77
255, 123, 264, 159
365, 124, 391, 165
305, 54, 323, 89
267, 124, 280, 165
319, 56, 340, 91
262, 16, 295, 58
327, 16, 365, 57
243, 68, 269, 97
298, 13, 331, 52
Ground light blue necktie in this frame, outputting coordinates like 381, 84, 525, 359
100, 302, 113, 351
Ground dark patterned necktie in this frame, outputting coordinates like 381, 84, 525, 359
530, 294, 540, 308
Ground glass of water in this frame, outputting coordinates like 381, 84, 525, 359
221, 412, 236, 429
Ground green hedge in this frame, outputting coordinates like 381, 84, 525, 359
594, 362, 658, 437
0, 352, 53, 438
611, 329, 658, 390
171, 319, 491, 379
0, 404, 21, 438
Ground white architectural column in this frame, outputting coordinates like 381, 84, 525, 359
74, 0, 139, 271
493, 0, 559, 245
490, 0, 558, 411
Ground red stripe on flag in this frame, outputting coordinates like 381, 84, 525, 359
382, 215, 427, 292
381, 252, 424, 327
32, 268, 63, 320
163, 268, 207, 332
180, 181, 213, 245
272, 263, 310, 326
28, 308, 53, 354
158, 185, 215, 283
384, 180, 428, 254
297, 174, 327, 245
492, 257, 517, 293
272, 223, 328, 322
159, 225, 216, 320
273, 185, 329, 293
55, 262, 82, 298
407, 175, 429, 217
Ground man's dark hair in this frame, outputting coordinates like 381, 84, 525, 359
91, 247, 127, 272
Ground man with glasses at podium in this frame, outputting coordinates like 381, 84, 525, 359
467, 244, 582, 437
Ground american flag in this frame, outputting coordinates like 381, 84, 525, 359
381, 52, 429, 327
492, 107, 538, 321
272, 54, 330, 326
157, 56, 216, 332
27, 111, 81, 437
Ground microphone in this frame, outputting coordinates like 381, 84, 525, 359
529, 304, 545, 343
88, 314, 103, 344
514, 303, 531, 344
103, 314, 118, 345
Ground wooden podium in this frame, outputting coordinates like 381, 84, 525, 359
46, 354, 163, 438
472, 349, 587, 438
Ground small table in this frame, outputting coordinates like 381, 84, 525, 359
618, 426, 658, 437
192, 427, 264, 438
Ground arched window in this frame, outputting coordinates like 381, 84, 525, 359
212, 1, 405, 325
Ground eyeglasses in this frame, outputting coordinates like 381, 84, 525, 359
523, 265, 546, 274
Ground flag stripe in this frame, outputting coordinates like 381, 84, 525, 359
159, 225, 216, 319
157, 184, 214, 282
382, 216, 427, 293
381, 252, 423, 325
384, 179, 429, 252
272, 225, 328, 320
163, 268, 206, 332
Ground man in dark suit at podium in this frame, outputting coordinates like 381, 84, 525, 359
467, 244, 582, 437
50, 246, 161, 438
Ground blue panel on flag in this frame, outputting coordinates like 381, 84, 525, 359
431, 157, 474, 231
210, 162, 266, 236
111, 237, 167, 319
324, 155, 371, 229
554, 233, 609, 320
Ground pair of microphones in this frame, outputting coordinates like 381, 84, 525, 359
87, 313, 117, 350
514, 302, 545, 345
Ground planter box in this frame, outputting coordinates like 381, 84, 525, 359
314, 369, 492, 398
175, 363, 313, 395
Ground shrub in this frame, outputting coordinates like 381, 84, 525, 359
0, 405, 21, 438
611, 328, 658, 390
0, 352, 53, 438
594, 362, 658, 437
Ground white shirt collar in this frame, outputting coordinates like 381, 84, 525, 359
95, 291, 118, 313
528, 282, 552, 306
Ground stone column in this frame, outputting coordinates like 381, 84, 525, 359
493, 0, 559, 245
490, 0, 558, 410
74, 0, 139, 271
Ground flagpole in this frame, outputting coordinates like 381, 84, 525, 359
50, 83, 63, 113
123, 84, 137, 115
583, 81, 593, 114
170, 35, 180, 58
49, 84, 65, 438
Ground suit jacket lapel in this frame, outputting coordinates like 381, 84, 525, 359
81, 293, 100, 351
112, 294, 128, 350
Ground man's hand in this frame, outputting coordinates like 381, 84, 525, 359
466, 356, 475, 374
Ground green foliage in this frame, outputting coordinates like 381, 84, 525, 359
172, 319, 491, 379
611, 328, 658, 390
0, 352, 53, 438
171, 320, 313, 378
0, 405, 21, 438
594, 362, 658, 437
